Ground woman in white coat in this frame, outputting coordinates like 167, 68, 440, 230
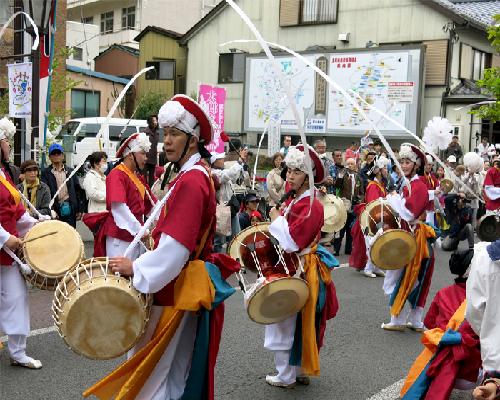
83, 152, 107, 213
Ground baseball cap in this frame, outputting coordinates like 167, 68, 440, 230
447, 155, 456, 163
49, 143, 64, 155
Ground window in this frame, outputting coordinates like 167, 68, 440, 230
72, 47, 83, 61
81, 16, 94, 24
122, 6, 135, 30
109, 125, 137, 140
75, 124, 101, 142
218, 53, 245, 83
71, 90, 100, 118
100, 11, 114, 34
280, 0, 338, 26
460, 43, 491, 81
145, 61, 175, 80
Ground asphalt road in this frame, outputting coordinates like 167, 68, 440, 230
0, 240, 474, 400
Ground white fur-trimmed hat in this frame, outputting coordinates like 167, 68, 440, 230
0, 117, 16, 141
116, 132, 151, 158
284, 144, 325, 183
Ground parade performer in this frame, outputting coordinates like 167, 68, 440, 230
483, 159, 500, 212
361, 155, 390, 278
400, 249, 481, 399
0, 117, 42, 369
89, 132, 156, 258
265, 144, 339, 388
84, 95, 239, 400
382, 144, 436, 332
421, 155, 440, 226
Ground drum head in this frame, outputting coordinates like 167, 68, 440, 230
227, 222, 298, 276
440, 179, 454, 193
247, 277, 309, 325
320, 194, 347, 233
478, 214, 500, 242
370, 229, 417, 270
361, 199, 398, 236
23, 220, 83, 277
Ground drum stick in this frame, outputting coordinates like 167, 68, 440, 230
22, 231, 58, 244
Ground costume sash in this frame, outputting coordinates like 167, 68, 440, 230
367, 180, 387, 197
390, 223, 435, 317
400, 300, 467, 398
0, 172, 21, 206
116, 163, 145, 200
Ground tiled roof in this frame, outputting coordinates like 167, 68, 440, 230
428, 0, 500, 30
134, 26, 183, 42
66, 64, 130, 85
95, 44, 139, 59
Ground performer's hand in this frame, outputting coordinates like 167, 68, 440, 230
435, 187, 441, 196
473, 382, 498, 400
325, 176, 334, 185
269, 207, 281, 222
5, 235, 22, 251
76, 213, 82, 221
109, 257, 134, 276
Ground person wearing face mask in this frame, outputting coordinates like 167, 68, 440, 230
382, 144, 437, 332
82, 152, 108, 213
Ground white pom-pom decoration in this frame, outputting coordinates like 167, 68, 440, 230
463, 152, 483, 173
158, 100, 187, 129
423, 117, 453, 151
284, 146, 307, 172
375, 155, 390, 169
0, 117, 16, 140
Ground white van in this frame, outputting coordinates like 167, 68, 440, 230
58, 117, 154, 168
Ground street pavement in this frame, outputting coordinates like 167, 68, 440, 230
1, 238, 474, 399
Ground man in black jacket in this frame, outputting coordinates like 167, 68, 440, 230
41, 143, 83, 227
442, 193, 474, 251
142, 115, 159, 187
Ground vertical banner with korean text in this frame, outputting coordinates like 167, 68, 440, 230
8, 62, 32, 118
198, 84, 226, 153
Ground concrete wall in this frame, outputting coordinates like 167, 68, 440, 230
184, 0, 493, 150
66, 21, 100, 70
95, 48, 138, 78
66, 71, 125, 118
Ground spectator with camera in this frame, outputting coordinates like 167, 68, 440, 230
441, 192, 474, 251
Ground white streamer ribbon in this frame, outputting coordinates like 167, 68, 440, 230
3, 246, 32, 275
0, 11, 39, 51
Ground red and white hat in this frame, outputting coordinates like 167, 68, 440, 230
399, 143, 426, 168
0, 117, 16, 141
116, 132, 151, 158
157, 94, 214, 143
284, 144, 325, 184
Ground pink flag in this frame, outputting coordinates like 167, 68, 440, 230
198, 84, 226, 153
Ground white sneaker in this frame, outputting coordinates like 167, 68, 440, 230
10, 357, 42, 369
265, 375, 296, 388
362, 271, 376, 278
374, 270, 386, 277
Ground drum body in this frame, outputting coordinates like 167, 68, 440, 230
23, 220, 84, 290
53, 257, 151, 360
319, 194, 347, 233
440, 178, 454, 194
360, 199, 399, 236
477, 213, 500, 242
228, 223, 309, 325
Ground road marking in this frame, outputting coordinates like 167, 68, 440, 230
0, 325, 57, 343
365, 379, 404, 400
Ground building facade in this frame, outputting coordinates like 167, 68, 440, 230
181, 0, 499, 150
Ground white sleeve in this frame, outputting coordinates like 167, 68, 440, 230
224, 162, 243, 183
485, 185, 500, 200
83, 173, 106, 202
16, 211, 37, 237
111, 202, 142, 236
386, 193, 415, 222
269, 215, 299, 253
428, 190, 435, 201
466, 257, 487, 336
132, 233, 190, 293
0, 222, 10, 248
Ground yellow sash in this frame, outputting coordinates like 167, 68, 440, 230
116, 164, 145, 200
0, 172, 21, 206
400, 300, 467, 397
367, 180, 387, 197
391, 223, 436, 317
301, 245, 332, 376
83, 260, 215, 400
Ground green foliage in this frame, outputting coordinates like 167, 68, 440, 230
134, 91, 167, 120
0, 92, 9, 117
470, 14, 500, 122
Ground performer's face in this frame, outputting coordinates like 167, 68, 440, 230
131, 150, 147, 170
400, 159, 416, 177
163, 127, 190, 162
286, 168, 306, 191
0, 138, 10, 160
424, 163, 432, 174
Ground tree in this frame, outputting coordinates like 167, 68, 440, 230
471, 14, 500, 122
134, 91, 167, 120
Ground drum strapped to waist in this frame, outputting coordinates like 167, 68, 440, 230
227, 222, 309, 325
52, 257, 152, 360
360, 199, 417, 270
319, 194, 347, 233
477, 212, 500, 242
22, 220, 84, 290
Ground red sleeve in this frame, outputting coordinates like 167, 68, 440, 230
365, 183, 383, 203
15, 201, 26, 220
287, 199, 324, 250
403, 180, 428, 218
484, 168, 494, 186
157, 170, 209, 253
106, 169, 128, 205
423, 292, 440, 329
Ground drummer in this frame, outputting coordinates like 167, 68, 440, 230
383, 144, 437, 332
421, 154, 440, 226
84, 95, 239, 399
96, 132, 156, 258
483, 159, 500, 212
361, 155, 390, 278
0, 117, 42, 369
266, 144, 339, 388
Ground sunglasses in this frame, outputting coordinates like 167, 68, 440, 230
24, 167, 38, 172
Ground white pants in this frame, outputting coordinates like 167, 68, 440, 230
364, 235, 384, 275
0, 264, 30, 362
426, 211, 435, 225
106, 237, 142, 259
264, 314, 299, 384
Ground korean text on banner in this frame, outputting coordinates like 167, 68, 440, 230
198, 84, 226, 153
8, 62, 32, 118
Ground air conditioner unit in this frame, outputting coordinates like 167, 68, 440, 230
338, 33, 350, 42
